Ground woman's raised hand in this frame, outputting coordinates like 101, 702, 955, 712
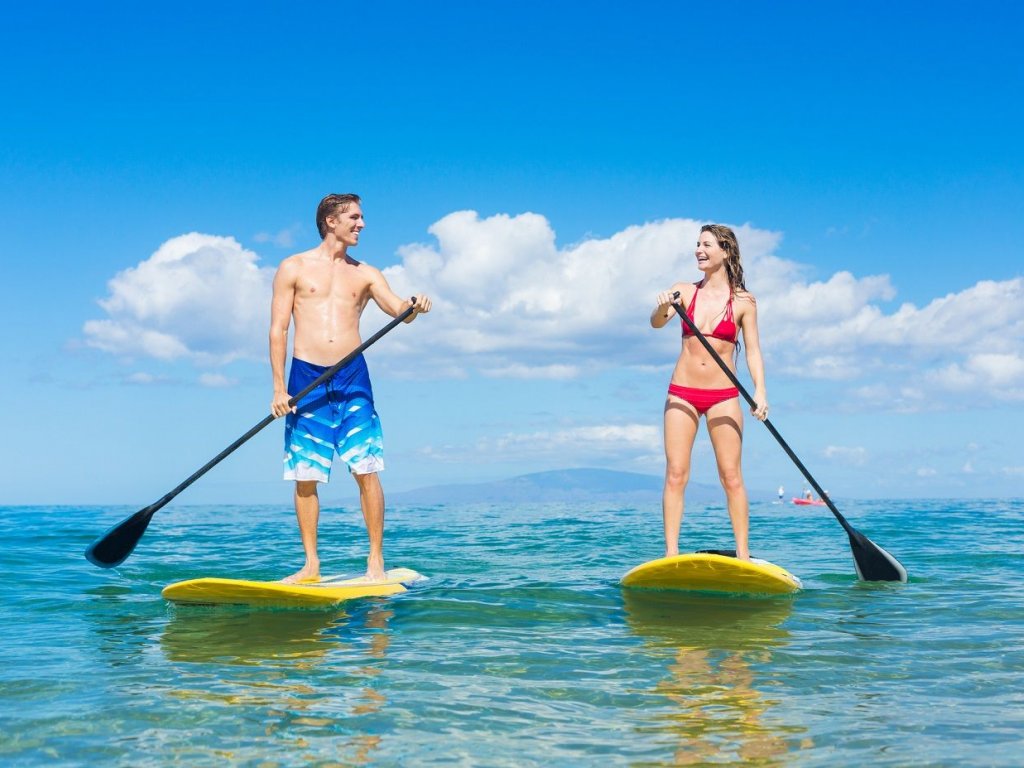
656, 290, 677, 309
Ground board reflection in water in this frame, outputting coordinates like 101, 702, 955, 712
161, 607, 348, 666
624, 591, 811, 762
157, 601, 397, 764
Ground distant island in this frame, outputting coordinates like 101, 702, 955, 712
388, 468, 729, 506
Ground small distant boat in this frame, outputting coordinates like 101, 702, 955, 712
792, 497, 826, 506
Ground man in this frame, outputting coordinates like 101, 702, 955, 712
269, 193, 431, 583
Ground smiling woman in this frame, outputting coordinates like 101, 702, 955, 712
650, 224, 768, 563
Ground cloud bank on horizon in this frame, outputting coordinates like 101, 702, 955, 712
82, 211, 1024, 404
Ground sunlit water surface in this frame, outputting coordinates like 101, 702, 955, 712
1, 499, 1022, 766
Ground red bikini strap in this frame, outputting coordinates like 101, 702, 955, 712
686, 283, 700, 314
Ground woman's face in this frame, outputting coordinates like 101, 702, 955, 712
695, 231, 726, 272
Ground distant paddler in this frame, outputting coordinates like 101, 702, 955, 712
270, 193, 432, 584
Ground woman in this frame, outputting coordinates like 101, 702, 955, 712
651, 224, 768, 561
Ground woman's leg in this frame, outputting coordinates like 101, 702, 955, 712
706, 398, 750, 560
663, 397, 700, 557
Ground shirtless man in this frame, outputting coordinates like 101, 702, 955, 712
269, 193, 431, 583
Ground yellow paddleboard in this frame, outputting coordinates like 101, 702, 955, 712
621, 553, 801, 595
162, 567, 426, 608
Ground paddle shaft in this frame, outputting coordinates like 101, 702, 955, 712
669, 297, 858, 537
137, 302, 417, 519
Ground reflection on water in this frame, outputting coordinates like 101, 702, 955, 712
623, 590, 793, 650
156, 600, 397, 764
623, 590, 809, 765
161, 606, 345, 666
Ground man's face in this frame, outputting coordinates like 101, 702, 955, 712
328, 203, 365, 247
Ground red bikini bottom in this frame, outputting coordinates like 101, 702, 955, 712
667, 384, 739, 415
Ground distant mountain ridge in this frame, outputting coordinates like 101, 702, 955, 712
389, 468, 726, 505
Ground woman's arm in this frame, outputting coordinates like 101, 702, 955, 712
738, 293, 769, 421
651, 283, 689, 329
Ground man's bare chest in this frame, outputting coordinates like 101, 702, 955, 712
296, 265, 370, 304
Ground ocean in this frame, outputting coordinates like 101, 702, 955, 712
1, 498, 1022, 766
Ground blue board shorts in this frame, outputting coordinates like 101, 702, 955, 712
283, 355, 384, 482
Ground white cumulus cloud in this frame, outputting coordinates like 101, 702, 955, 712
927, 352, 1024, 401
83, 214, 1024, 409
373, 211, 1024, 406
371, 211, 783, 372
787, 277, 1024, 353
83, 233, 274, 365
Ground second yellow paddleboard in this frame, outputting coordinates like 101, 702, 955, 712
621, 553, 801, 595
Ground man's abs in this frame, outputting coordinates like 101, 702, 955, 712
291, 297, 366, 366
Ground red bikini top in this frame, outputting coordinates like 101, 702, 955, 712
681, 283, 738, 343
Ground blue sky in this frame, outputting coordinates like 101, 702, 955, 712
2, 1, 1022, 506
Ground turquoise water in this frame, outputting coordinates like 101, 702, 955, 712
1, 499, 1022, 766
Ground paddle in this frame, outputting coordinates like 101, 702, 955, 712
84, 300, 419, 568
669, 292, 907, 582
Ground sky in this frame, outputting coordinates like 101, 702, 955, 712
2, 1, 1022, 507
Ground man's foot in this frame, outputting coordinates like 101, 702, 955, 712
365, 554, 386, 583
281, 563, 320, 584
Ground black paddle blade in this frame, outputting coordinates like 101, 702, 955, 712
84, 505, 159, 568
847, 529, 908, 582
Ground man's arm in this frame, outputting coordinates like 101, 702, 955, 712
269, 260, 297, 417
366, 266, 432, 321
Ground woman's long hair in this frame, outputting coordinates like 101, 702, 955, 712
700, 223, 746, 354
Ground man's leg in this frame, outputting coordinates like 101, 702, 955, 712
283, 480, 321, 583
354, 472, 385, 581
